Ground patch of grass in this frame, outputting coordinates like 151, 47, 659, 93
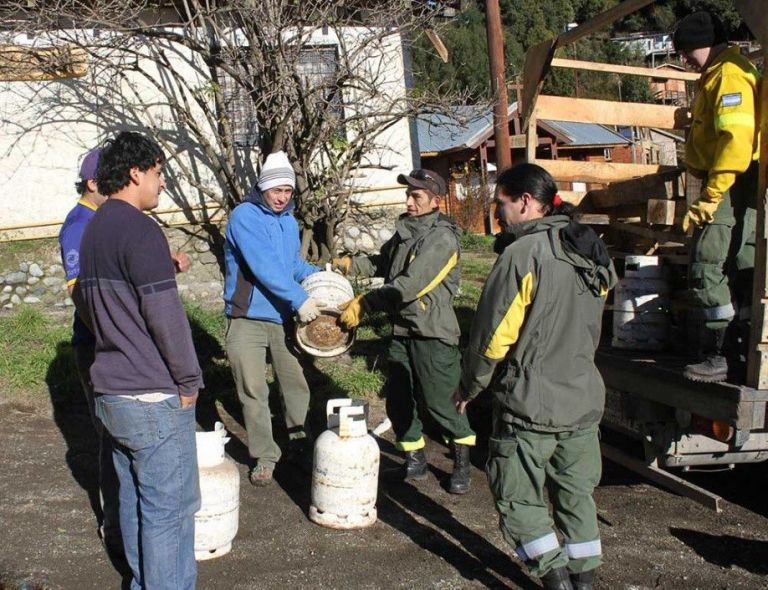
0, 237, 60, 270
317, 355, 385, 399
459, 232, 495, 252
461, 254, 495, 284
0, 306, 75, 394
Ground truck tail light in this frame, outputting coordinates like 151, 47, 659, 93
690, 414, 735, 443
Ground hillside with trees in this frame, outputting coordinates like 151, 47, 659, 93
411, 0, 752, 104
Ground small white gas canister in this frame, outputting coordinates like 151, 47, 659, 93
309, 399, 380, 529
194, 422, 240, 561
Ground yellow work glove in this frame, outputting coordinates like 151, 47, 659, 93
682, 191, 721, 233
331, 256, 352, 275
338, 295, 366, 329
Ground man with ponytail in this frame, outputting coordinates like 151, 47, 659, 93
455, 163, 616, 590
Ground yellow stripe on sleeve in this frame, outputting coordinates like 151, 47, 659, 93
715, 112, 756, 130
416, 251, 458, 299
484, 272, 534, 360
66, 277, 78, 287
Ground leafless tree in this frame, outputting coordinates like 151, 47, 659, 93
0, 1, 465, 261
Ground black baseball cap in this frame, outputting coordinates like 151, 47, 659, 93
397, 168, 447, 197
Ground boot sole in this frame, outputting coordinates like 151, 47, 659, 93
683, 372, 728, 383
448, 484, 470, 495
404, 471, 429, 482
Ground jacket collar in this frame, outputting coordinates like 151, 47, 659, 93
395, 208, 442, 240
494, 216, 567, 253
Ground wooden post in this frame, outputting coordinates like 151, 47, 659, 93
485, 0, 511, 171
734, 0, 768, 388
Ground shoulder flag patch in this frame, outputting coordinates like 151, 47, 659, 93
722, 93, 742, 107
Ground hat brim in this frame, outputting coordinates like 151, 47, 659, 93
396, 173, 445, 196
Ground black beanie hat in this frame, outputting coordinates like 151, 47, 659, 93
673, 11, 727, 51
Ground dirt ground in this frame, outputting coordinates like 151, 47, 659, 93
1, 391, 767, 590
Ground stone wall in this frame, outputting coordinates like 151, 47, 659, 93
0, 206, 403, 311
339, 203, 403, 254
0, 227, 225, 311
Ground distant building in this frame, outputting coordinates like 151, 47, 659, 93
416, 103, 633, 232
651, 63, 690, 105
611, 32, 675, 67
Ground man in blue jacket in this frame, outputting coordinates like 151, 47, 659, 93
223, 151, 321, 486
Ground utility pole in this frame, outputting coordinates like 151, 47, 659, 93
485, 0, 511, 171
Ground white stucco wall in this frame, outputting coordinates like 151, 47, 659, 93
0, 26, 414, 240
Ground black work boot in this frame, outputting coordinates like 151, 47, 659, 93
683, 354, 728, 382
404, 449, 428, 481
684, 327, 728, 382
448, 442, 471, 494
541, 566, 574, 590
570, 570, 596, 590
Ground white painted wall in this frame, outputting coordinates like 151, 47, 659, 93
0, 26, 414, 240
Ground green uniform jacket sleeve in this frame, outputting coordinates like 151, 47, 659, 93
350, 236, 395, 278
363, 227, 459, 313
461, 248, 537, 399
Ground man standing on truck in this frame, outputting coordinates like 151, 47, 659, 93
334, 169, 476, 494
673, 11, 760, 382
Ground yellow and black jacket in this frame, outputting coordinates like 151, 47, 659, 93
350, 210, 461, 345
461, 216, 616, 432
687, 46, 760, 201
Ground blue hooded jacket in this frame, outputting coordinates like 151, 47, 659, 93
223, 188, 319, 323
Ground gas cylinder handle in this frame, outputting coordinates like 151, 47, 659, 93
339, 405, 365, 437
326, 398, 353, 420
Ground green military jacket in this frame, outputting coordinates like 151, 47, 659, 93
461, 216, 617, 432
351, 210, 461, 345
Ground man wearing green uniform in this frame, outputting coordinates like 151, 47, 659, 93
673, 11, 761, 382
335, 169, 475, 494
455, 164, 617, 589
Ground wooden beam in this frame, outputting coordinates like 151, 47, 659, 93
521, 39, 557, 131
646, 199, 683, 225
600, 443, 723, 512
609, 221, 685, 245
536, 95, 690, 130
557, 0, 656, 46
589, 171, 684, 208
551, 58, 700, 81
740, 1, 768, 387
535, 159, 678, 184
0, 44, 87, 81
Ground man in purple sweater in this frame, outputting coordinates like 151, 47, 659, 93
74, 131, 203, 590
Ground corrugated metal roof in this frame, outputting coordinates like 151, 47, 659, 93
417, 104, 513, 154
416, 103, 629, 154
543, 120, 630, 147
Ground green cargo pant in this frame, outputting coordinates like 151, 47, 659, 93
226, 318, 310, 467
385, 337, 476, 451
689, 162, 757, 331
486, 415, 602, 578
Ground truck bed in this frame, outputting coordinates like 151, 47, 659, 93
596, 348, 768, 430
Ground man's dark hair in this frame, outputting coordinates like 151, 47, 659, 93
96, 131, 165, 196
74, 179, 87, 195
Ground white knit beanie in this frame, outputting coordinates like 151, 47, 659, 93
257, 151, 296, 192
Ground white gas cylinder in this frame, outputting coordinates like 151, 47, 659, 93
309, 399, 380, 529
612, 255, 671, 351
194, 422, 240, 561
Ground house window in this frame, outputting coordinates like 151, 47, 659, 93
604, 148, 612, 161
219, 65, 259, 148
220, 44, 343, 148
296, 45, 345, 136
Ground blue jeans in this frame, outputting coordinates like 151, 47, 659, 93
95, 394, 200, 590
